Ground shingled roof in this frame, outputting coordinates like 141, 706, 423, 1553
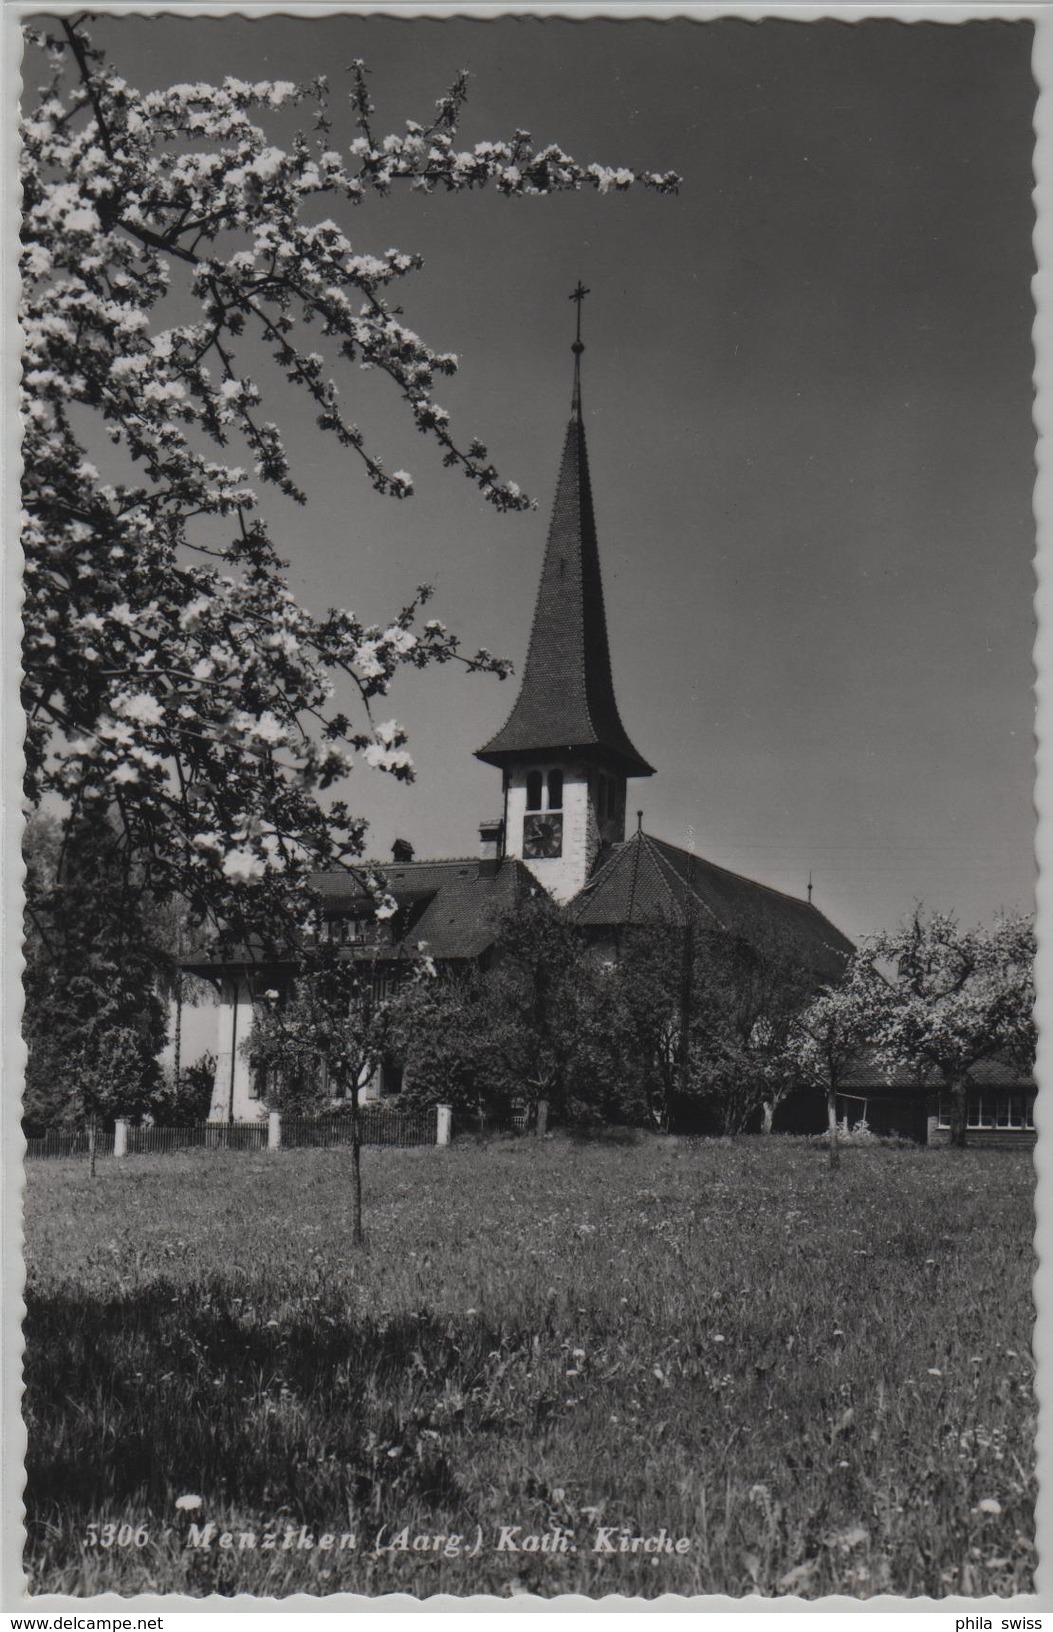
476, 350, 653, 779
315, 855, 539, 962
181, 856, 542, 973
837, 1052, 1035, 1092
567, 829, 854, 984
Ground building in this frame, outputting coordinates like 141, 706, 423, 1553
774, 1053, 1037, 1147
188, 304, 854, 1122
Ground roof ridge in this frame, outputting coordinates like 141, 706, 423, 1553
641, 832, 723, 929
648, 832, 816, 914
572, 835, 629, 901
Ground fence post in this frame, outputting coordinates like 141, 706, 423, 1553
268, 1110, 281, 1152
113, 1118, 129, 1159
536, 1100, 549, 1137
436, 1104, 452, 1148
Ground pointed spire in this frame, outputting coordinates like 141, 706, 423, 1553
476, 294, 653, 779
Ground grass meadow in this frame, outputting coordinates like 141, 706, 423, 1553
23, 1134, 1035, 1599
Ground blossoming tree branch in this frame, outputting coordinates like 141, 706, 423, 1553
21, 16, 679, 946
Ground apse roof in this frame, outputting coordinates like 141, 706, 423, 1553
567, 829, 855, 984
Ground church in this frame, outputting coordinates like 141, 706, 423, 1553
191, 303, 854, 1122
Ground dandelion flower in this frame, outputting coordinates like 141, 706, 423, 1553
978, 1498, 1002, 1516
927, 1368, 942, 1377
175, 1494, 203, 1512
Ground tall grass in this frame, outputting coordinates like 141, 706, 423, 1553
23, 1136, 1034, 1598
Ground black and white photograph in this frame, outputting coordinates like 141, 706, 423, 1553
13, 3, 1040, 1605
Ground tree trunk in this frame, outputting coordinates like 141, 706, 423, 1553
674, 923, 694, 1131
950, 1080, 968, 1150
761, 1100, 775, 1134
173, 977, 183, 1092
349, 1082, 364, 1246
88, 1115, 97, 1179
827, 1089, 840, 1169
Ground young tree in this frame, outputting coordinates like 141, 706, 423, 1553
780, 956, 884, 1167
74, 1026, 161, 1177
868, 909, 1036, 1150
247, 943, 418, 1242
21, 18, 679, 949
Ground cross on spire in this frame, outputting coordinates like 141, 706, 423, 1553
570, 280, 590, 353
570, 281, 589, 413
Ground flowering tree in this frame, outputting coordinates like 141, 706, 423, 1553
21, 17, 679, 949
248, 944, 422, 1242
780, 956, 884, 1166
867, 909, 1036, 1149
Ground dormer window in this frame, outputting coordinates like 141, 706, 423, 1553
547, 769, 564, 811
526, 769, 543, 812
328, 916, 368, 945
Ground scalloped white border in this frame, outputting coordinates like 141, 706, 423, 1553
3, 3, 1045, 1613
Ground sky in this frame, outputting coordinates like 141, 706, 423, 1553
31, 12, 1037, 946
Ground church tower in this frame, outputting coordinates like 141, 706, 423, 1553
476, 289, 654, 903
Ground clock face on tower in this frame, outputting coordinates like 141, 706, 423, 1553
522, 812, 563, 859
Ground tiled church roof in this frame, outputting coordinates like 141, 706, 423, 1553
476, 357, 653, 779
313, 855, 539, 961
567, 829, 854, 983
183, 856, 542, 973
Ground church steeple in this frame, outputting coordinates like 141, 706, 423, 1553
477, 291, 654, 781
477, 293, 653, 903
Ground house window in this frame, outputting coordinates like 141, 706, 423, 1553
547, 768, 564, 811
526, 770, 543, 812
967, 1093, 995, 1129
380, 1056, 404, 1097
996, 1094, 1031, 1130
940, 1092, 1033, 1130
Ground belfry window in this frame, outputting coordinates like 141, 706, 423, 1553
547, 769, 564, 811
597, 774, 608, 821
526, 770, 543, 812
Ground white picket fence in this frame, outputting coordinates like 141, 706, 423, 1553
26, 1105, 452, 1159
